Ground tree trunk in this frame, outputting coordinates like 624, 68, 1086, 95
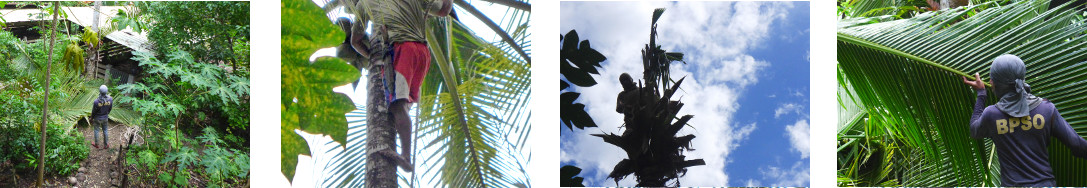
38, 3, 58, 186
86, 1, 101, 79
364, 60, 397, 188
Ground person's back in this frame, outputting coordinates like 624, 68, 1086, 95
92, 94, 113, 120
965, 54, 1087, 186
971, 99, 1087, 186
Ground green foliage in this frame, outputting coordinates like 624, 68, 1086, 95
163, 146, 198, 172
838, 0, 935, 19
117, 47, 250, 186
138, 1, 249, 70
136, 150, 158, 170
201, 146, 241, 186
0, 120, 87, 176
60, 41, 84, 74
280, 0, 357, 180
81, 27, 98, 48
111, 8, 147, 33
158, 170, 191, 187
837, 0, 1087, 186
128, 124, 248, 187
117, 48, 249, 136
410, 17, 533, 188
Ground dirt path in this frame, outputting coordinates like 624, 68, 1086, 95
71, 121, 140, 188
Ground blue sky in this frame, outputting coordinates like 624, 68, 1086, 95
559, 1, 810, 186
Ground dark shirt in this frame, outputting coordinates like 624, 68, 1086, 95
970, 90, 1087, 186
91, 95, 112, 120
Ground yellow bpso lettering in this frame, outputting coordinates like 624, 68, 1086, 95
1009, 118, 1020, 133
1021, 116, 1032, 131
997, 119, 1008, 134
995, 114, 1047, 135
1033, 114, 1045, 129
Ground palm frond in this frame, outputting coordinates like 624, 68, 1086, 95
453, 0, 530, 64
838, 0, 1087, 186
413, 17, 531, 188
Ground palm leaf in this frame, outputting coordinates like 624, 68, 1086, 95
838, 0, 1087, 186
413, 16, 531, 188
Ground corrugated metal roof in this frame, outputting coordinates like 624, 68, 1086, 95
1, 6, 151, 52
64, 6, 152, 53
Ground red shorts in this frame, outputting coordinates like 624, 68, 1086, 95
392, 41, 431, 103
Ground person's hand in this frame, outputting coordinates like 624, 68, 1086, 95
962, 73, 985, 90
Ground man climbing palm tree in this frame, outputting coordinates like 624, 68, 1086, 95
962, 54, 1087, 186
91, 85, 112, 149
339, 0, 453, 172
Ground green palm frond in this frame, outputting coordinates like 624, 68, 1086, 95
318, 105, 369, 188
414, 16, 531, 188
838, 0, 1087, 186
452, 0, 531, 64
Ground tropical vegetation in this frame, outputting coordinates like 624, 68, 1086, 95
837, 0, 1087, 186
0, 1, 249, 187
281, 0, 531, 187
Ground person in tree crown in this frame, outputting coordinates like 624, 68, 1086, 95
962, 54, 1087, 186
339, 0, 453, 172
91, 85, 113, 149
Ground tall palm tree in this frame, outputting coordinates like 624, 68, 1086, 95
588, 8, 704, 187
281, 0, 531, 187
837, 0, 1087, 186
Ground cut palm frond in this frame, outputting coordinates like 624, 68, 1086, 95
838, 0, 1087, 186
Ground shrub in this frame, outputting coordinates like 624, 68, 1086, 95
0, 121, 87, 176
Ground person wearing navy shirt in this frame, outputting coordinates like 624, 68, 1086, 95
962, 54, 1087, 186
91, 85, 113, 149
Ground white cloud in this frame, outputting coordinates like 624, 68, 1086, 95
745, 179, 760, 187
560, 1, 795, 186
758, 161, 810, 186
774, 103, 802, 118
792, 89, 806, 97
785, 119, 810, 159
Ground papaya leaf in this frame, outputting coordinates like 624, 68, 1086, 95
280, 0, 357, 181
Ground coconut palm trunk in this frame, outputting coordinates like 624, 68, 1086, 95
363, 61, 397, 188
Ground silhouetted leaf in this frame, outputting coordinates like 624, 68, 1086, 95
561, 92, 598, 130
560, 165, 587, 187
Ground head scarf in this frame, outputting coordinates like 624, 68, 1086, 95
990, 54, 1042, 117
99, 85, 108, 96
